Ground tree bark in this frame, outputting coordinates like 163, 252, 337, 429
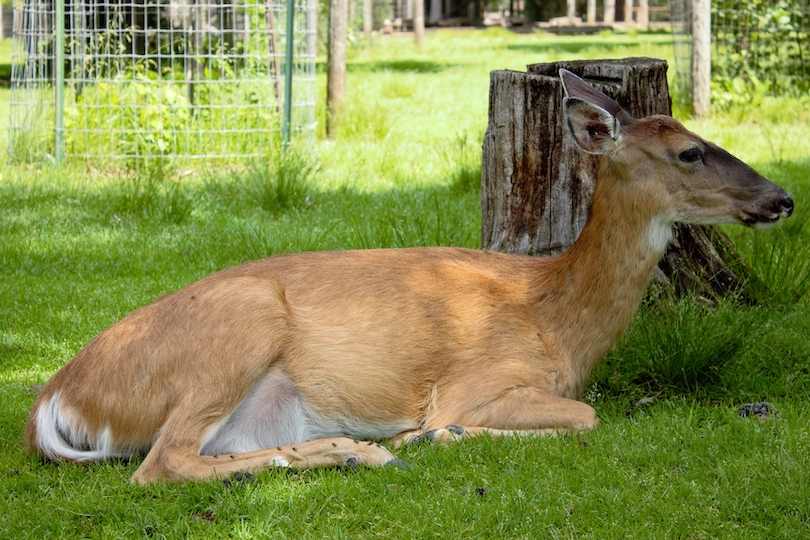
481, 58, 758, 304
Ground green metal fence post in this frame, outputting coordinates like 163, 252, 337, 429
54, 0, 65, 164
282, 0, 294, 148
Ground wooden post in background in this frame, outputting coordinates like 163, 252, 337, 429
414, 0, 425, 48
309, 0, 318, 55
481, 58, 757, 302
638, 0, 649, 28
692, 0, 711, 117
586, 0, 596, 24
364, 0, 373, 48
327, 0, 348, 137
604, 0, 615, 24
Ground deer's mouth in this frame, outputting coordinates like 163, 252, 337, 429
738, 196, 794, 228
740, 212, 782, 229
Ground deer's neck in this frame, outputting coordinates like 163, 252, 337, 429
532, 164, 671, 398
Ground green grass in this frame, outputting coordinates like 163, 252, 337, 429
3, 410, 810, 538
2, 29, 810, 538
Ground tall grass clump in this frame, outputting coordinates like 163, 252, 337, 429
107, 158, 193, 224
591, 295, 762, 402
736, 214, 810, 305
245, 145, 319, 212
329, 91, 395, 142
437, 133, 483, 194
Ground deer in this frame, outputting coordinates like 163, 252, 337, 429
26, 70, 794, 484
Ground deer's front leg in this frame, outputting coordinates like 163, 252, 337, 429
393, 386, 598, 447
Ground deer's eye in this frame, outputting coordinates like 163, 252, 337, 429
679, 147, 702, 163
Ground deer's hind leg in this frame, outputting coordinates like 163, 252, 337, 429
130, 363, 401, 484
132, 431, 399, 484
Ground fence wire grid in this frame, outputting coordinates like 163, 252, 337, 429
671, 0, 809, 110
10, 0, 316, 165
669, 0, 693, 110
713, 0, 809, 95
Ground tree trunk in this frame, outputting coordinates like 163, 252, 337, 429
566, 0, 576, 23
481, 58, 758, 304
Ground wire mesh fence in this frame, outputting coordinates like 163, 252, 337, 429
669, 0, 694, 111
712, 0, 809, 95
9, 0, 316, 166
670, 0, 809, 111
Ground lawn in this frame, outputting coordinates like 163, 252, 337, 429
2, 28, 810, 538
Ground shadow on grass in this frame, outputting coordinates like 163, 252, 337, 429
316, 59, 456, 74
350, 59, 457, 73
1, 159, 482, 282
506, 41, 628, 54
0, 62, 10, 84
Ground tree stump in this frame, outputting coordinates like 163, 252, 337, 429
481, 58, 758, 303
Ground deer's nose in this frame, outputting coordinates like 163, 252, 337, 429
775, 193, 794, 218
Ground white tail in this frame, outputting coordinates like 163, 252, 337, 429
27, 70, 794, 484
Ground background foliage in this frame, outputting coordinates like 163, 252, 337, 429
712, 0, 810, 108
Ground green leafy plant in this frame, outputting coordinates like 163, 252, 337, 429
712, 0, 809, 103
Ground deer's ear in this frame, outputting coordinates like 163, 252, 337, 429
563, 97, 621, 155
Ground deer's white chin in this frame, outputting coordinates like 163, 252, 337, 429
751, 220, 779, 230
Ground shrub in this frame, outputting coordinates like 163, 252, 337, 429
712, 0, 810, 104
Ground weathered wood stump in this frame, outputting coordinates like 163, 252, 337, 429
481, 58, 758, 303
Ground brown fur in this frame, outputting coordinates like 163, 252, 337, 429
25, 71, 793, 483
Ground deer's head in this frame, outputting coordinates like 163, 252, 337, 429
560, 69, 794, 230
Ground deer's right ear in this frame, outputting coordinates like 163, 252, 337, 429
563, 97, 621, 155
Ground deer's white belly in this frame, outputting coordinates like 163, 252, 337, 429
200, 366, 416, 455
